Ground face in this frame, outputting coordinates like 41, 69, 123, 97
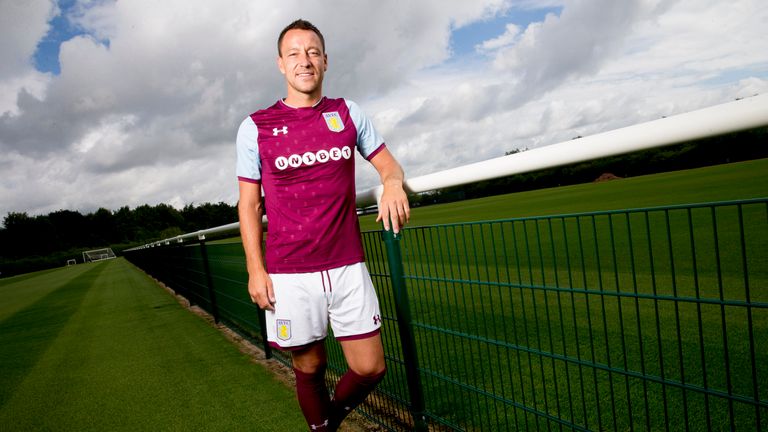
277, 29, 328, 101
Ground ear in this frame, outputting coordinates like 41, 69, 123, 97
277, 55, 286, 75
323, 53, 328, 72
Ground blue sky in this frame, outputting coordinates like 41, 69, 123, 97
33, 2, 563, 74
1, 0, 766, 216
33, 0, 108, 74
449, 6, 561, 58
33, 1, 78, 74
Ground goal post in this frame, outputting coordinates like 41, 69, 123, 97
66, 259, 77, 266
82, 248, 116, 262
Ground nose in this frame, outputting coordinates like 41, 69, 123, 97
297, 52, 311, 66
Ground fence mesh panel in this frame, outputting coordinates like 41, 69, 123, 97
125, 198, 767, 431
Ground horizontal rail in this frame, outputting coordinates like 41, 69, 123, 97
358, 93, 768, 205
128, 93, 768, 250
126, 222, 240, 250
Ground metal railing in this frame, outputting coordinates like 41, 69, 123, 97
128, 94, 768, 250
124, 198, 767, 431
123, 94, 768, 430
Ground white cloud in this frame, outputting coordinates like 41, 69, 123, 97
0, 0, 766, 219
0, 0, 56, 115
0, 0, 56, 79
476, 23, 521, 53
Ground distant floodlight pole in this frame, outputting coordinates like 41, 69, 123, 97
357, 93, 768, 206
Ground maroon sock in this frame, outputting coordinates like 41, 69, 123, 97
330, 368, 386, 428
294, 366, 331, 431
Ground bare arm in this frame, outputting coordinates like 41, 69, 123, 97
369, 147, 410, 233
238, 180, 275, 310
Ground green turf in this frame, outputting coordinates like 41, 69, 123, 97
359, 158, 768, 230
178, 159, 767, 430
0, 258, 306, 431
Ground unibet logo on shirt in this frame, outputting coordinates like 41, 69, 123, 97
274, 146, 352, 170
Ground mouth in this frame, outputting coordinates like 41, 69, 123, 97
296, 70, 314, 78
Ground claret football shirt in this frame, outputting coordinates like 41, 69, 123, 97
236, 97, 385, 273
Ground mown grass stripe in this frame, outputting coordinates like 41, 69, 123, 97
0, 262, 105, 407
0, 264, 96, 323
0, 259, 307, 431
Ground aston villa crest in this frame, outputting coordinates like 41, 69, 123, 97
323, 112, 345, 132
277, 319, 291, 341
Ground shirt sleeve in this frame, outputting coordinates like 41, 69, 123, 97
345, 99, 385, 160
235, 116, 262, 183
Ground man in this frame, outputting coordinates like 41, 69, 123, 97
235, 19, 410, 431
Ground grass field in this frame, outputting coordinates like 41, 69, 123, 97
179, 158, 768, 430
359, 157, 768, 230
354, 159, 768, 430
7, 159, 763, 431
0, 258, 307, 431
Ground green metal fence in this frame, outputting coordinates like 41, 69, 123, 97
124, 198, 767, 431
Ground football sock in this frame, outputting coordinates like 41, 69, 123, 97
294, 366, 331, 431
330, 368, 386, 429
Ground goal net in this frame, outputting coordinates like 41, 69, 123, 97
82, 248, 116, 262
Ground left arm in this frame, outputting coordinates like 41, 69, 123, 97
370, 147, 410, 233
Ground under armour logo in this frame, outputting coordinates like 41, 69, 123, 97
273, 126, 288, 136
373, 314, 381, 325
310, 419, 329, 430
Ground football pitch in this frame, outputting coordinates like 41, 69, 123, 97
359, 157, 768, 230
1, 158, 766, 431
0, 258, 307, 431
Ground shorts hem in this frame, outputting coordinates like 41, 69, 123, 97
268, 338, 325, 352
336, 328, 381, 342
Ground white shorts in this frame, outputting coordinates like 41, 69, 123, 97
266, 262, 382, 350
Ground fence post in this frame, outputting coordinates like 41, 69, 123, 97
197, 235, 220, 323
258, 307, 272, 359
382, 228, 428, 431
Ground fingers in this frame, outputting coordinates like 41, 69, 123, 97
249, 291, 270, 310
266, 278, 276, 309
249, 274, 276, 311
377, 199, 410, 233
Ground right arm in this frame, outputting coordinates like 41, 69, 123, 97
238, 180, 275, 311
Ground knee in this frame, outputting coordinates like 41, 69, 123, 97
348, 352, 386, 378
352, 364, 386, 381
291, 342, 328, 374
292, 356, 327, 375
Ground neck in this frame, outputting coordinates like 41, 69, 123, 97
284, 90, 323, 108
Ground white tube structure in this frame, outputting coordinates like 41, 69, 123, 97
356, 93, 768, 206
129, 93, 768, 250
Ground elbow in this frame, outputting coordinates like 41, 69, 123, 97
238, 198, 264, 218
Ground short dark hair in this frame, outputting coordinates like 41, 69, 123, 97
277, 19, 325, 56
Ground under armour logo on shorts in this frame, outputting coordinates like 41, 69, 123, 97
373, 314, 381, 325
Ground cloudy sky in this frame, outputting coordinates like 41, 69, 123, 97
1, 0, 767, 219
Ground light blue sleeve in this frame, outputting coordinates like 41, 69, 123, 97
345, 99, 385, 160
235, 116, 261, 182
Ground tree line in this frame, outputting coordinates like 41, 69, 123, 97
0, 202, 237, 277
